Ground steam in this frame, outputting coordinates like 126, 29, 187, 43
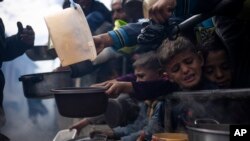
1, 56, 59, 141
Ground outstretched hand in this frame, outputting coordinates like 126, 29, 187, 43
17, 21, 35, 46
69, 118, 90, 135
91, 80, 134, 97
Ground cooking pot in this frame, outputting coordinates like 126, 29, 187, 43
51, 87, 108, 118
186, 119, 230, 141
19, 71, 77, 99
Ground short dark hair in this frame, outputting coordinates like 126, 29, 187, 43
133, 51, 162, 71
199, 32, 229, 62
157, 36, 198, 68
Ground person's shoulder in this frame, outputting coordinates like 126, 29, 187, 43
92, 0, 108, 9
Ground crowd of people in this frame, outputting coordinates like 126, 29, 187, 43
1, 0, 250, 140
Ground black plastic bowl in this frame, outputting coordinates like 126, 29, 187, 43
51, 87, 108, 118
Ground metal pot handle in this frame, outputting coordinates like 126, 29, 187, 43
19, 75, 44, 83
194, 119, 220, 125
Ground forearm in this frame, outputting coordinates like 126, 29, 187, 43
94, 33, 114, 54
108, 22, 144, 50
2, 35, 32, 61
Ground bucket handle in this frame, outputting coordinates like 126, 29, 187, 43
19, 75, 44, 83
194, 119, 220, 125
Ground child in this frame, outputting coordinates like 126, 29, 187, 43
75, 51, 166, 141
109, 51, 166, 141
94, 36, 218, 132
98, 36, 217, 100
200, 32, 233, 88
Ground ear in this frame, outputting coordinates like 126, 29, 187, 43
197, 51, 204, 66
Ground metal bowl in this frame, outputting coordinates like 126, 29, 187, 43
51, 87, 108, 118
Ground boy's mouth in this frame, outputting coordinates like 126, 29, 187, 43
183, 74, 196, 83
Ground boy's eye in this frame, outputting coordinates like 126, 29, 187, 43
136, 74, 144, 79
184, 58, 193, 64
171, 65, 180, 73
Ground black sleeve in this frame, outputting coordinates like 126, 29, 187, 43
2, 34, 33, 61
131, 79, 180, 100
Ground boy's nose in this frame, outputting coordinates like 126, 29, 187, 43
181, 64, 189, 74
215, 68, 223, 79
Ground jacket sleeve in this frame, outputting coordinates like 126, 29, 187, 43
131, 79, 180, 100
108, 22, 144, 50
1, 34, 33, 61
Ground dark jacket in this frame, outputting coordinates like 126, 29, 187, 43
84, 0, 112, 24
0, 18, 32, 108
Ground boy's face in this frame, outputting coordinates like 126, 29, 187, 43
166, 49, 203, 90
134, 66, 163, 82
204, 50, 232, 88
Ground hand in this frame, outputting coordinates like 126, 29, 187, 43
17, 22, 35, 46
89, 130, 114, 139
149, 0, 177, 24
69, 118, 90, 135
136, 131, 145, 141
91, 79, 118, 88
91, 80, 133, 96
93, 33, 113, 54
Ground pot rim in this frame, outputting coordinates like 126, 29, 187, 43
51, 87, 106, 94
186, 125, 230, 135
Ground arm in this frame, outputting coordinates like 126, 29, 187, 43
94, 79, 179, 101
69, 115, 105, 134
93, 22, 144, 53
1, 22, 34, 61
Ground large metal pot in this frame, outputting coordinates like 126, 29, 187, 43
186, 119, 230, 141
19, 71, 77, 99
51, 87, 108, 118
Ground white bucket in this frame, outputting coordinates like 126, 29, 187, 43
44, 4, 97, 66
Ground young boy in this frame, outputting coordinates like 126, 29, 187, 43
73, 51, 166, 140
97, 36, 217, 100
200, 32, 233, 88
109, 51, 166, 141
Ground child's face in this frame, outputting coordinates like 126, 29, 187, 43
134, 66, 163, 82
166, 49, 204, 90
204, 50, 232, 88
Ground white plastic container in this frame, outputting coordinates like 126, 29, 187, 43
44, 4, 97, 66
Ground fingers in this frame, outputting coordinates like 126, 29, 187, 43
17, 21, 24, 34
17, 21, 35, 45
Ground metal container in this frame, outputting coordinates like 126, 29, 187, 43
51, 87, 108, 118
164, 88, 250, 131
19, 71, 76, 99
186, 119, 230, 141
